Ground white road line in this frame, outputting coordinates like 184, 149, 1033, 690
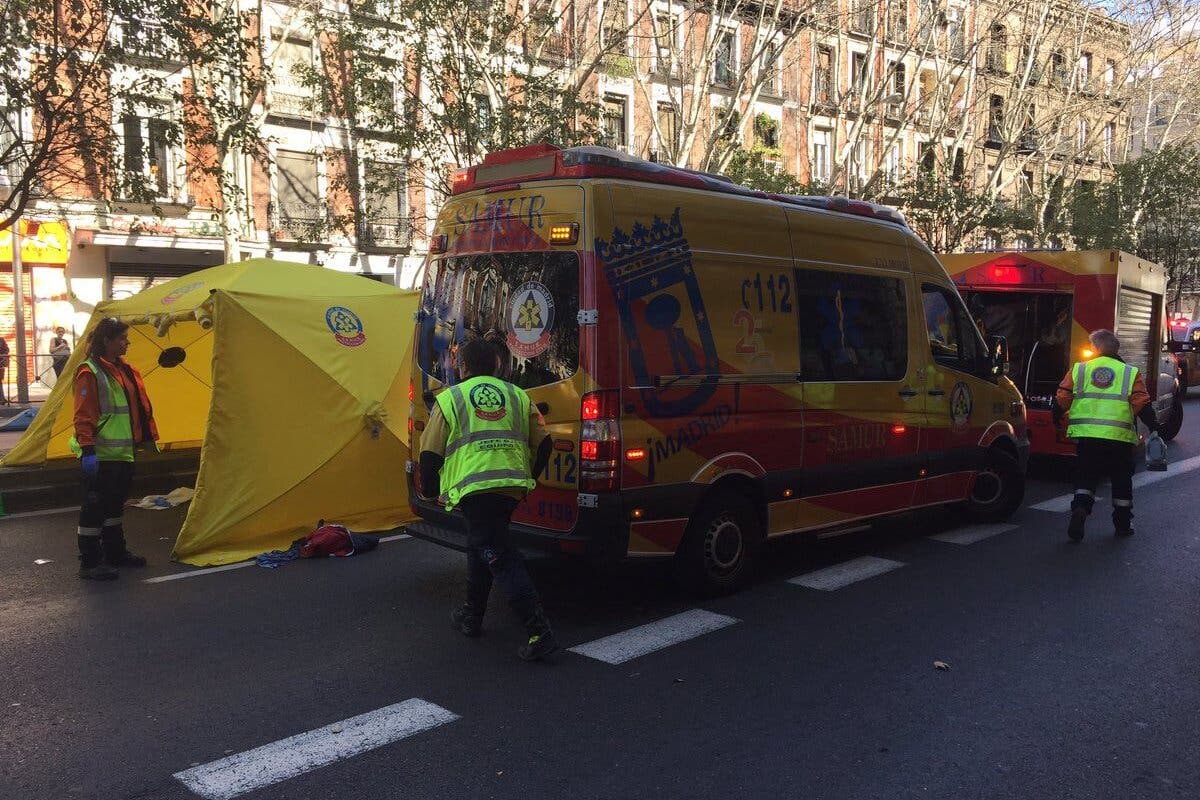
788, 556, 905, 591
1030, 454, 1200, 513
568, 609, 738, 665
144, 562, 254, 583
930, 523, 1017, 545
174, 698, 458, 800
144, 534, 411, 583
0, 506, 78, 521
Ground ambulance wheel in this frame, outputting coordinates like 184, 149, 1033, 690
674, 492, 760, 597
1160, 395, 1184, 442
965, 449, 1024, 523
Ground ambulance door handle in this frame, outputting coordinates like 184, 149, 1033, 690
928, 388, 946, 397
898, 388, 918, 398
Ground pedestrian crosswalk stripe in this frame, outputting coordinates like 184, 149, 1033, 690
788, 556, 905, 591
173, 698, 459, 799
930, 523, 1017, 545
568, 609, 738, 665
1030, 454, 1200, 513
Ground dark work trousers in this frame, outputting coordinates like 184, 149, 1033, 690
1071, 437, 1135, 527
458, 492, 539, 622
78, 460, 135, 566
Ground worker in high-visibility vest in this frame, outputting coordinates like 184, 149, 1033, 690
70, 317, 159, 579
1053, 329, 1160, 541
419, 337, 556, 661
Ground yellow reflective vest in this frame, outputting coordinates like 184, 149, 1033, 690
1066, 356, 1139, 445
69, 359, 135, 462
435, 375, 536, 509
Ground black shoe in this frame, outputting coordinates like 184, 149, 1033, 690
106, 551, 147, 568
1067, 508, 1088, 541
1115, 526, 1135, 537
79, 563, 119, 580
518, 629, 559, 661
450, 605, 483, 638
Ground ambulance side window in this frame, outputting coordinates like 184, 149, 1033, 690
922, 284, 986, 374
795, 268, 908, 382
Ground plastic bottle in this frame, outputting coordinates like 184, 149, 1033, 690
1146, 432, 1168, 472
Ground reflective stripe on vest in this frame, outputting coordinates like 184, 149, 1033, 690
69, 359, 135, 461
1066, 356, 1139, 445
435, 375, 535, 509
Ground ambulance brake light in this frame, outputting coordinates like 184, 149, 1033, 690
580, 390, 620, 492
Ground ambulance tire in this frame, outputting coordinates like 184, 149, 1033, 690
674, 492, 761, 597
1160, 395, 1184, 442
965, 448, 1024, 523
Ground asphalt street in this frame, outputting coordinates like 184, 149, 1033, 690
4, 402, 1200, 800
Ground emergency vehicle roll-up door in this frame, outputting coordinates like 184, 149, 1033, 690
1116, 286, 1157, 387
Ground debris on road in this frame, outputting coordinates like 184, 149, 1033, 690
33, 559, 52, 565
934, 660, 951, 671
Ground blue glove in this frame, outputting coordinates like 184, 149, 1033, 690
81, 454, 99, 478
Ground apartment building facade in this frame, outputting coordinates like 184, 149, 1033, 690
2, 0, 1138, 383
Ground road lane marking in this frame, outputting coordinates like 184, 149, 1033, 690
144, 535, 411, 583
0, 506, 79, 521
1030, 454, 1200, 513
568, 609, 738, 665
173, 698, 458, 800
788, 556, 905, 591
930, 523, 1016, 545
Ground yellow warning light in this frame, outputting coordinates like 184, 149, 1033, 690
549, 223, 579, 245
1081, 348, 1096, 359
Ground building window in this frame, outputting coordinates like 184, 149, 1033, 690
272, 38, 316, 117
362, 161, 409, 247
814, 46, 835, 106
1047, 235, 1064, 250
1077, 118, 1089, 152
1104, 122, 1115, 160
951, 147, 964, 183
850, 0, 874, 34
654, 14, 678, 75
851, 52, 868, 94
892, 62, 906, 97
274, 150, 322, 240
797, 270, 909, 382
850, 139, 870, 193
755, 114, 779, 149
601, 94, 628, 148
759, 40, 779, 94
812, 128, 831, 183
918, 141, 937, 186
987, 24, 1007, 73
1019, 169, 1034, 210
988, 95, 1004, 141
1104, 59, 1116, 92
887, 1, 907, 41
656, 102, 679, 156
1078, 52, 1093, 90
120, 113, 175, 199
885, 142, 902, 184
714, 31, 735, 87
601, 0, 628, 52
1050, 50, 1067, 87
359, 57, 403, 131
1013, 235, 1033, 250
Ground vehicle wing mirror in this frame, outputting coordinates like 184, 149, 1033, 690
987, 334, 1010, 376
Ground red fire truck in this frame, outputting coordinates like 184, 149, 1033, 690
938, 250, 1184, 456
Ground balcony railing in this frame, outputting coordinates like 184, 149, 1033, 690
118, 20, 178, 61
270, 86, 318, 118
271, 201, 327, 241
358, 217, 413, 249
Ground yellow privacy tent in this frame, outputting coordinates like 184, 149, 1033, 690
2, 259, 419, 565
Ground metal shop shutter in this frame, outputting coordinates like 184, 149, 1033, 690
109, 262, 207, 301
1116, 286, 1157, 384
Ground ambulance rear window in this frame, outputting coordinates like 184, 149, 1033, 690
416, 252, 579, 390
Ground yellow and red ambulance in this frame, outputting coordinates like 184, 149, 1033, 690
407, 144, 1028, 594
938, 249, 1184, 457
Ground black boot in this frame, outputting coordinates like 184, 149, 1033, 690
450, 603, 484, 638
517, 606, 559, 661
102, 526, 147, 567
1067, 507, 1088, 541
1114, 508, 1134, 537
78, 535, 118, 580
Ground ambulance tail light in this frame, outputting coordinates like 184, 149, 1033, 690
580, 390, 620, 492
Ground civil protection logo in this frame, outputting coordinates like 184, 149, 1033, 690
160, 281, 205, 306
469, 382, 507, 421
326, 306, 366, 347
1091, 366, 1116, 389
950, 381, 973, 429
507, 281, 556, 359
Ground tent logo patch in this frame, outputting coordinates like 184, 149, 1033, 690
161, 282, 204, 306
1091, 367, 1116, 389
326, 306, 366, 347
507, 281, 555, 359
469, 382, 507, 422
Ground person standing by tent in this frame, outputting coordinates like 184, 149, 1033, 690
50, 326, 71, 378
418, 337, 557, 660
71, 318, 159, 580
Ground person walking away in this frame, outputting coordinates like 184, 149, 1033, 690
71, 318, 159, 579
1053, 329, 1160, 540
50, 326, 71, 378
418, 338, 556, 660
0, 334, 9, 404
